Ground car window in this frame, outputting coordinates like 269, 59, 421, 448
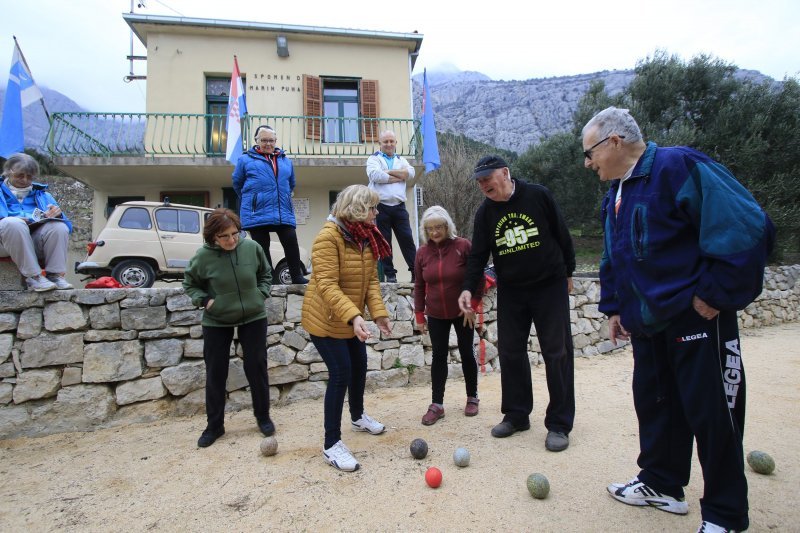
156, 208, 200, 234
118, 207, 153, 230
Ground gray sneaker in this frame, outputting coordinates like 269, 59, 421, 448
26, 274, 56, 292
545, 430, 569, 451
46, 274, 74, 290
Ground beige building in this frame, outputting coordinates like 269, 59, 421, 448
49, 13, 425, 281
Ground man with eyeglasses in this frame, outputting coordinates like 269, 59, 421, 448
366, 130, 417, 283
582, 107, 775, 533
458, 154, 576, 453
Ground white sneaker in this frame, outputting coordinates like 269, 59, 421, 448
323, 440, 359, 471
698, 521, 737, 533
607, 477, 689, 515
46, 275, 74, 290
26, 274, 56, 292
351, 413, 385, 435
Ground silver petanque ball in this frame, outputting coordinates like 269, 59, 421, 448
453, 447, 470, 467
260, 436, 278, 456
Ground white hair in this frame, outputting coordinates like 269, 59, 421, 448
419, 205, 457, 243
582, 107, 643, 143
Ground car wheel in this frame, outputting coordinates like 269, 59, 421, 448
275, 260, 292, 285
112, 259, 156, 288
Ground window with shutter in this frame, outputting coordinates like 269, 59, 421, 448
360, 80, 379, 143
303, 74, 322, 140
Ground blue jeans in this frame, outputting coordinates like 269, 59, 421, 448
310, 335, 367, 449
376, 202, 416, 277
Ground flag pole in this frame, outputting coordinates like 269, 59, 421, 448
13, 36, 50, 124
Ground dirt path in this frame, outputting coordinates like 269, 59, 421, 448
1, 323, 798, 532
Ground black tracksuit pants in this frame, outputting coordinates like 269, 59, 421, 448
202, 317, 271, 431
631, 307, 748, 531
496, 276, 575, 433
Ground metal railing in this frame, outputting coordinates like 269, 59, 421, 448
47, 112, 421, 159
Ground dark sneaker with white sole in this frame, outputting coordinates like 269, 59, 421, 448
607, 477, 689, 515
698, 521, 738, 533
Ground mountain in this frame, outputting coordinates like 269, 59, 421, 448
0, 86, 86, 153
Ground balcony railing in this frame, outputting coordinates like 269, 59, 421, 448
47, 112, 421, 159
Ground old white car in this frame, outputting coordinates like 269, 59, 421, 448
76, 201, 310, 288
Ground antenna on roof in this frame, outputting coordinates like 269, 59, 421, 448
124, 0, 147, 82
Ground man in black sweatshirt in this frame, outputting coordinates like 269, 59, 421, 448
458, 155, 576, 452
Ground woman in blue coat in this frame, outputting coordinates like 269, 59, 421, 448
232, 125, 307, 284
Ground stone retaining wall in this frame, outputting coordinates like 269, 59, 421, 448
1, 266, 798, 439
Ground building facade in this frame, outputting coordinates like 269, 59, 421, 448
49, 14, 425, 281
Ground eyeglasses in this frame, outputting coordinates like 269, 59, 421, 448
425, 224, 447, 233
216, 231, 240, 241
583, 135, 625, 160
258, 138, 277, 144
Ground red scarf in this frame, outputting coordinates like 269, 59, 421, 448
344, 221, 392, 260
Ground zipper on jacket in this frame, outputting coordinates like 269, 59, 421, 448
436, 248, 449, 317
632, 205, 646, 260
228, 250, 246, 322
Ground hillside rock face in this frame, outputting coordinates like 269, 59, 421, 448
414, 70, 634, 154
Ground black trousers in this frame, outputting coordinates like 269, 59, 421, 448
376, 202, 416, 277
496, 277, 575, 433
309, 334, 367, 449
249, 224, 304, 281
427, 316, 478, 404
202, 317, 270, 430
632, 307, 748, 531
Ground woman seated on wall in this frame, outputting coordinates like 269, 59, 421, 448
0, 153, 73, 291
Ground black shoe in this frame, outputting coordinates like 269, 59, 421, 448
197, 426, 225, 448
291, 276, 309, 284
385, 274, 397, 283
258, 417, 275, 437
545, 430, 569, 451
491, 420, 530, 438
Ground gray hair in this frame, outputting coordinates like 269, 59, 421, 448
2, 152, 40, 178
582, 107, 643, 143
254, 125, 276, 140
378, 130, 396, 141
419, 205, 457, 243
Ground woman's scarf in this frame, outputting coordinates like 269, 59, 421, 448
344, 220, 392, 260
3, 177, 32, 202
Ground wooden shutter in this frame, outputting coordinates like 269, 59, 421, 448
303, 74, 322, 140
360, 79, 379, 143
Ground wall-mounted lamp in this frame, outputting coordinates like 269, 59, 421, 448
277, 35, 289, 57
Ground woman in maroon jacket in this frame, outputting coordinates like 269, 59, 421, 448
414, 206, 481, 425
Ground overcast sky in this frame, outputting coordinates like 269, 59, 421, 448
2, 0, 799, 112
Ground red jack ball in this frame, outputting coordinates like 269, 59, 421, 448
425, 467, 442, 488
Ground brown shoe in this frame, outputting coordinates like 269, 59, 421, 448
421, 404, 445, 426
464, 397, 480, 416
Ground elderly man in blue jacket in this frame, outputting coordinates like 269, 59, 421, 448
582, 107, 774, 533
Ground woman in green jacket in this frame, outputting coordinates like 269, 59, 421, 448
183, 208, 274, 448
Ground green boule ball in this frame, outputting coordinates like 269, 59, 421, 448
410, 438, 428, 460
526, 473, 550, 499
453, 447, 470, 467
747, 450, 775, 475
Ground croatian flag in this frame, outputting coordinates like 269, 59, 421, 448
0, 38, 44, 158
225, 56, 247, 164
421, 68, 441, 173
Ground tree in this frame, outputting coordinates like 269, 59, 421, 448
417, 133, 513, 238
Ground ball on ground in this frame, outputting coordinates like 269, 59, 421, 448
747, 450, 775, 475
410, 438, 428, 460
260, 436, 278, 456
425, 467, 443, 488
526, 473, 550, 499
453, 447, 470, 467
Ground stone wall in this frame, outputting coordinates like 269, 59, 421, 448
1, 265, 798, 439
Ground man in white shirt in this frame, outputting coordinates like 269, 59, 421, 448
366, 130, 417, 282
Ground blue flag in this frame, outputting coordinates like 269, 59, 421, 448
421, 69, 440, 173
0, 39, 43, 158
225, 56, 247, 165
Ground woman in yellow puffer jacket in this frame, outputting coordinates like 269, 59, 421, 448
301, 184, 392, 472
